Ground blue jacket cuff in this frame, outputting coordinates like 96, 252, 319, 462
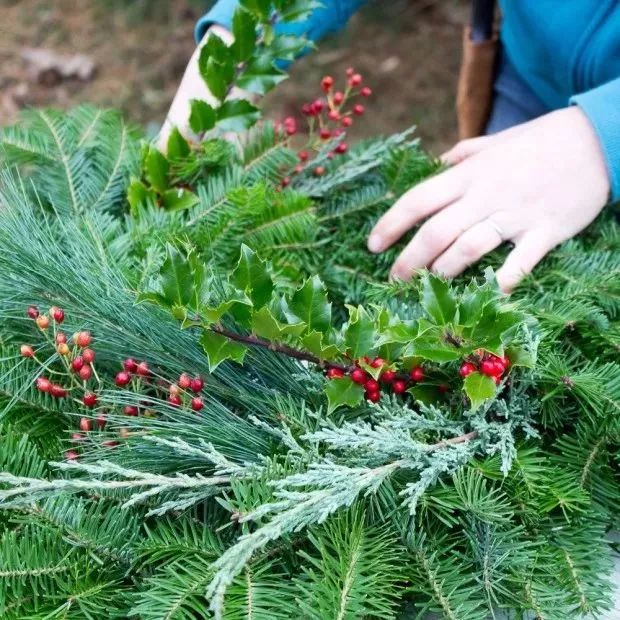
195, 1, 237, 41
571, 78, 620, 202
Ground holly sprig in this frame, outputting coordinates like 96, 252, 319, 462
143, 244, 536, 412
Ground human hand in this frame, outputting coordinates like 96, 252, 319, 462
367, 107, 611, 291
156, 25, 234, 152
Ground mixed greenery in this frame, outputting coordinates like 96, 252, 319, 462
0, 2, 618, 618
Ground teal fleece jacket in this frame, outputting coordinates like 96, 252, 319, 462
196, 1, 620, 200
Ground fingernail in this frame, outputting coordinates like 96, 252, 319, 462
367, 233, 383, 253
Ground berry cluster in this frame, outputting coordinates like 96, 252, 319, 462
20, 304, 207, 461
326, 357, 426, 403
459, 352, 510, 384
276, 66, 372, 184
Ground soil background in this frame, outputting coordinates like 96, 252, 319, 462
0, 0, 467, 154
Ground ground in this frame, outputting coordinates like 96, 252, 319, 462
0, 0, 467, 154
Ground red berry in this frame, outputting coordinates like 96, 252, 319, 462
136, 361, 150, 378
50, 384, 67, 398
353, 104, 365, 116
36, 315, 50, 330
55, 332, 67, 344
75, 331, 91, 348
341, 116, 353, 127
326, 367, 345, 379
281, 177, 291, 187
319, 128, 332, 140
328, 110, 340, 121
360, 86, 372, 97
459, 362, 477, 378
124, 405, 139, 416
481, 359, 502, 377
96, 413, 107, 430
50, 307, 65, 323
364, 378, 380, 392
191, 397, 204, 412
370, 357, 385, 369
301, 103, 314, 116
190, 376, 204, 393
82, 348, 95, 363
366, 390, 381, 403
410, 366, 425, 382
381, 369, 396, 383
350, 368, 367, 384
57, 343, 70, 356
71, 356, 84, 372
79, 365, 92, 381
293, 164, 303, 174
285, 125, 296, 136
345, 66, 355, 77
71, 432, 84, 442
36, 376, 51, 393
102, 440, 119, 448
392, 380, 407, 394
321, 75, 334, 92
333, 91, 344, 105
27, 305, 39, 319
115, 371, 131, 387
314, 166, 325, 177
335, 142, 348, 154
168, 395, 182, 407
349, 73, 362, 86
312, 99, 324, 113
438, 384, 450, 393
79, 417, 93, 431
178, 373, 191, 389
326, 152, 335, 160
83, 392, 97, 408
298, 150, 309, 162
20, 344, 34, 358
65, 450, 79, 461
123, 358, 138, 373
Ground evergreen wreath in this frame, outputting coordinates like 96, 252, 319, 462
0, 2, 618, 618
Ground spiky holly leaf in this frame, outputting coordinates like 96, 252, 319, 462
144, 146, 169, 193
232, 245, 273, 309
167, 127, 191, 159
251, 306, 305, 341
463, 372, 496, 411
325, 376, 364, 414
287, 276, 331, 334
239, 0, 272, 20
161, 188, 200, 212
420, 272, 457, 325
127, 178, 156, 212
189, 100, 216, 133
231, 9, 257, 62
345, 306, 376, 359
237, 58, 287, 95
200, 331, 248, 372
301, 331, 341, 360
216, 100, 261, 132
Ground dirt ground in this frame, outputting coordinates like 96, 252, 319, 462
0, 0, 467, 154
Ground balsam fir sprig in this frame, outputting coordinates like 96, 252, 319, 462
143, 243, 535, 413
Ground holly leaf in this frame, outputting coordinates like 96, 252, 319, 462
421, 272, 457, 325
463, 372, 496, 411
201, 292, 252, 324
189, 100, 216, 133
344, 306, 376, 359
159, 245, 194, 307
274, 0, 322, 21
232, 245, 273, 309
237, 58, 287, 95
144, 147, 169, 193
231, 9, 257, 62
206, 56, 233, 101
216, 100, 261, 132
251, 306, 305, 341
127, 178, 156, 212
325, 376, 364, 414
161, 188, 200, 212
200, 331, 248, 372
301, 331, 341, 360
269, 35, 309, 61
287, 276, 331, 334
167, 127, 191, 159
239, 0, 271, 19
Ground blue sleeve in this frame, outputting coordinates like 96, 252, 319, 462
195, 0, 368, 44
571, 78, 620, 202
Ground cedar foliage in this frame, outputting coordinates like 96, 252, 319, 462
0, 2, 618, 619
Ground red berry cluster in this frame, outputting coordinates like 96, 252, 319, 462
326, 356, 426, 403
276, 66, 372, 184
459, 352, 510, 385
21, 304, 208, 462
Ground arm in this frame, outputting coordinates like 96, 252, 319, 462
571, 77, 620, 201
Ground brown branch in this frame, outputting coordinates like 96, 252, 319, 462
428, 430, 479, 450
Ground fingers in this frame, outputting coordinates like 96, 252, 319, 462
440, 136, 493, 165
368, 165, 468, 253
496, 231, 553, 292
389, 199, 487, 280
432, 219, 505, 278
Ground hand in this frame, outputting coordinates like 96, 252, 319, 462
367, 107, 611, 291
156, 25, 234, 152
